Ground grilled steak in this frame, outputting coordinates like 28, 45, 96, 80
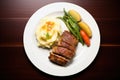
49, 52, 69, 66
52, 46, 74, 59
57, 39, 75, 52
60, 31, 78, 47
49, 31, 78, 66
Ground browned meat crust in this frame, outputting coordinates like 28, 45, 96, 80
49, 52, 69, 66
49, 31, 78, 66
52, 46, 74, 59
60, 31, 78, 47
57, 39, 75, 52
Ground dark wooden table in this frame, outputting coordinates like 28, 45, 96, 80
0, 0, 120, 80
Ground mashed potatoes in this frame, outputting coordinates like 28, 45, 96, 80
35, 17, 61, 48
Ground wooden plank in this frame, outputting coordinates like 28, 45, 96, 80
0, 0, 119, 19
0, 19, 27, 43
0, 46, 119, 79
98, 19, 120, 44
0, 18, 120, 45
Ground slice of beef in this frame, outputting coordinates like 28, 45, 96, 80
52, 46, 74, 59
57, 39, 75, 52
61, 31, 78, 47
49, 31, 78, 66
49, 52, 69, 66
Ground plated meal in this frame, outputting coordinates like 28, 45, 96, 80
23, 2, 100, 76
35, 9, 93, 66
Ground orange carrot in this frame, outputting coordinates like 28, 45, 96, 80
80, 30, 90, 47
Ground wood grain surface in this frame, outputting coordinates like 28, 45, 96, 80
0, 0, 120, 80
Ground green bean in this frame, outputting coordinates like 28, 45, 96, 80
68, 18, 84, 45
57, 9, 84, 45
57, 17, 78, 38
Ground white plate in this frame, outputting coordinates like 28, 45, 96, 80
23, 2, 100, 76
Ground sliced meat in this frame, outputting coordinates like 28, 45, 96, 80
57, 39, 75, 52
49, 52, 69, 66
49, 31, 78, 66
52, 46, 74, 59
61, 31, 78, 47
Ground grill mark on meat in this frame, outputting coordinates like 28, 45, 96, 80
57, 39, 75, 52
49, 31, 78, 66
61, 31, 78, 47
52, 46, 74, 59
49, 52, 69, 66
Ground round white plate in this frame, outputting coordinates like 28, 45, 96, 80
23, 2, 100, 76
